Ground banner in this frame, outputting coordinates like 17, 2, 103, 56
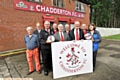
14, 0, 84, 18
51, 40, 93, 79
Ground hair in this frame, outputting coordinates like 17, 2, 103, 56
65, 24, 69, 28
81, 23, 86, 27
74, 21, 80, 25
53, 23, 57, 27
26, 26, 33, 31
44, 21, 50, 25
58, 24, 63, 28
88, 23, 96, 30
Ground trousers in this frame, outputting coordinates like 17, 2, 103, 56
26, 48, 41, 72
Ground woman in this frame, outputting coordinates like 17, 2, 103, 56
87, 23, 102, 71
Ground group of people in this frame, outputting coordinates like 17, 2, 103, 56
24, 20, 102, 76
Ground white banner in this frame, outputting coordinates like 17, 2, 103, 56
51, 40, 93, 79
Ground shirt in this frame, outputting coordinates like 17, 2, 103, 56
59, 32, 64, 38
24, 34, 39, 50
74, 28, 80, 40
38, 30, 41, 33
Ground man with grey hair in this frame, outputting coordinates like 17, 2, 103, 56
69, 21, 85, 40
40, 21, 54, 76
54, 24, 70, 42
24, 26, 41, 75
65, 24, 70, 34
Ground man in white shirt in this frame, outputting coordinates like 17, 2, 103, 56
69, 21, 85, 40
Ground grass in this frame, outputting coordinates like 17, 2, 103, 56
103, 34, 120, 40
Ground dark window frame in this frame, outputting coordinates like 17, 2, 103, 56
53, 0, 65, 8
27, 0, 42, 4
75, 1, 86, 12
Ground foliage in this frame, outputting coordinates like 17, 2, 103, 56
89, 0, 120, 28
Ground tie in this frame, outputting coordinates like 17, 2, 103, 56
47, 29, 50, 34
60, 32, 64, 41
76, 29, 79, 40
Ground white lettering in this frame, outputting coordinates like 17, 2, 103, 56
36, 5, 40, 11
41, 6, 46, 12
46, 7, 49, 12
50, 7, 54, 13
54, 8, 57, 14
74, 12, 77, 17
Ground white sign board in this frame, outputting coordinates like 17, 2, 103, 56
51, 40, 93, 79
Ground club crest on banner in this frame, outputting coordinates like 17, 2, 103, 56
59, 43, 87, 73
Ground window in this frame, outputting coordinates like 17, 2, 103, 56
75, 1, 86, 12
27, 0, 42, 3
53, 0, 65, 8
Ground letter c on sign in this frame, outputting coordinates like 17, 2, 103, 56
36, 5, 40, 11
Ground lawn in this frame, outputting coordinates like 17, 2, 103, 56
103, 34, 120, 40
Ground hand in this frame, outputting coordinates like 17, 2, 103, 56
46, 41, 51, 44
81, 39, 84, 42
92, 38, 94, 41
72, 40, 76, 42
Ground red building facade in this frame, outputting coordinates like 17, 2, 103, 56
0, 0, 90, 52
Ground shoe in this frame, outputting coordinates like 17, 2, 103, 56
27, 70, 34, 75
37, 70, 42, 74
48, 68, 53, 72
44, 72, 48, 76
93, 67, 95, 72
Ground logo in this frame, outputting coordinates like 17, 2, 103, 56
30, 5, 34, 11
59, 43, 87, 73
16, 2, 28, 8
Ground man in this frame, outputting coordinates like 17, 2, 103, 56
40, 21, 54, 76
52, 23, 58, 34
65, 24, 70, 34
69, 21, 85, 40
33, 22, 43, 64
54, 24, 70, 42
24, 26, 41, 75
81, 23, 87, 34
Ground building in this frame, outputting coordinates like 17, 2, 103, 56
0, 0, 91, 52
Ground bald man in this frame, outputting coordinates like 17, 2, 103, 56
52, 23, 58, 34
81, 23, 87, 34
33, 22, 43, 64
69, 21, 85, 40
39, 21, 54, 76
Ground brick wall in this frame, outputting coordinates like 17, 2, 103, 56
0, 0, 90, 52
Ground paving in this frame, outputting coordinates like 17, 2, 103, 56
0, 39, 120, 80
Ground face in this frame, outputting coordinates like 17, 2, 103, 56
27, 29, 33, 35
74, 21, 80, 29
36, 23, 40, 30
53, 24, 57, 29
44, 21, 50, 29
89, 25, 94, 31
81, 24, 86, 30
58, 25, 63, 32
65, 25, 70, 31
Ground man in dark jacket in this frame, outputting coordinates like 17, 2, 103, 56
40, 21, 54, 76
33, 23, 43, 64
69, 21, 85, 40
